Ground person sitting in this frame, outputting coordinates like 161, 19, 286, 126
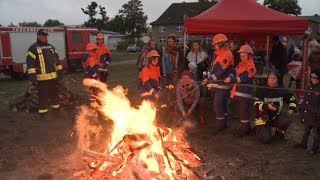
253, 70, 296, 144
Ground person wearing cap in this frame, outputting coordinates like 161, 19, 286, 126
294, 69, 320, 154
82, 43, 100, 105
224, 45, 257, 138
204, 33, 234, 135
137, 39, 159, 71
96, 33, 111, 83
138, 50, 161, 102
26, 29, 63, 116
176, 70, 205, 124
253, 70, 296, 144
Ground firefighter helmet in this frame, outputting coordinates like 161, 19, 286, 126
237, 45, 254, 54
86, 43, 97, 52
147, 50, 160, 58
96, 33, 104, 40
212, 34, 228, 44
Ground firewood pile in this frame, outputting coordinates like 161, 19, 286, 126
82, 125, 204, 179
9, 80, 78, 113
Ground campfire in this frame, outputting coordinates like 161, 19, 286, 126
77, 79, 204, 179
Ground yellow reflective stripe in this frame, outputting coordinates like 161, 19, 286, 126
289, 103, 296, 108
254, 101, 263, 106
36, 72, 57, 81
39, 109, 48, 113
278, 100, 283, 115
290, 96, 295, 101
27, 51, 36, 59
27, 68, 36, 74
255, 118, 266, 126
37, 48, 46, 74
259, 104, 263, 111
56, 65, 63, 70
51, 104, 60, 109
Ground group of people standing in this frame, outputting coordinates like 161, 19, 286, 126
135, 33, 320, 154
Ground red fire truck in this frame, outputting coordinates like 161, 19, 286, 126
0, 27, 98, 79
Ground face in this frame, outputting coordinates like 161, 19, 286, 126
150, 57, 159, 65
182, 75, 191, 85
192, 42, 200, 51
267, 74, 278, 87
167, 38, 175, 47
37, 35, 47, 43
311, 76, 319, 84
240, 52, 249, 61
97, 38, 104, 45
149, 41, 156, 49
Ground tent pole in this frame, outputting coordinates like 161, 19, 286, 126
301, 35, 309, 90
266, 35, 269, 72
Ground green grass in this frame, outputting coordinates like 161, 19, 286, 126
111, 51, 140, 62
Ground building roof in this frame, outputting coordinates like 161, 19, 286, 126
300, 15, 320, 24
150, 2, 214, 25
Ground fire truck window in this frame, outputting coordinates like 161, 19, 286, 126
72, 32, 82, 44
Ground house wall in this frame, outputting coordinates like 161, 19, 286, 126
308, 21, 320, 40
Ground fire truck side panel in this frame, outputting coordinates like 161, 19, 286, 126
9, 31, 66, 68
0, 32, 13, 65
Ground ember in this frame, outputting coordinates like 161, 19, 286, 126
77, 79, 203, 179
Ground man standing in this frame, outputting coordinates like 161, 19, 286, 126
269, 36, 288, 86
26, 29, 63, 116
96, 33, 111, 83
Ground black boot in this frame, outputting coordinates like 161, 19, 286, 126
213, 118, 227, 135
294, 134, 308, 149
310, 136, 320, 154
234, 122, 250, 138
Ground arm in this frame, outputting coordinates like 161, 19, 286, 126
26, 46, 37, 83
284, 91, 297, 111
52, 46, 63, 81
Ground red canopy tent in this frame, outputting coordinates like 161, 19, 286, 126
184, 0, 309, 89
184, 0, 308, 35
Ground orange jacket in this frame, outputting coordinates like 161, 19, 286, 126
97, 44, 111, 68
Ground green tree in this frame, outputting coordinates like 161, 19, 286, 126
18, 21, 42, 27
96, 5, 109, 30
0, 24, 2, 27
119, 0, 148, 38
106, 15, 126, 34
81, 1, 98, 27
43, 19, 64, 27
8, 22, 18, 27
263, 0, 301, 15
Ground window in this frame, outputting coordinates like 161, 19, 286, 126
159, 36, 167, 44
176, 25, 183, 32
177, 36, 184, 44
159, 26, 167, 32
203, 36, 211, 44
72, 32, 82, 44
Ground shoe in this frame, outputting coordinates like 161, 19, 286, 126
294, 143, 307, 149
309, 149, 319, 155
233, 123, 250, 138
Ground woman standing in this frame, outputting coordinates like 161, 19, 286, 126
186, 41, 209, 81
136, 39, 158, 71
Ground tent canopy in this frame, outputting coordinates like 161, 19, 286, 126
184, 0, 308, 35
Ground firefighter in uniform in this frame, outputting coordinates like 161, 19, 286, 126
26, 29, 63, 115
96, 33, 111, 83
82, 43, 100, 104
253, 70, 296, 143
205, 34, 234, 134
224, 45, 257, 137
138, 50, 161, 102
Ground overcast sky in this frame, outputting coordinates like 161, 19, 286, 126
0, 0, 319, 26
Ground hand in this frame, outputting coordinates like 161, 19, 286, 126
154, 93, 159, 99
92, 73, 97, 78
182, 111, 187, 117
202, 78, 208, 85
287, 109, 294, 116
268, 103, 277, 111
224, 77, 231, 83
187, 109, 192, 115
